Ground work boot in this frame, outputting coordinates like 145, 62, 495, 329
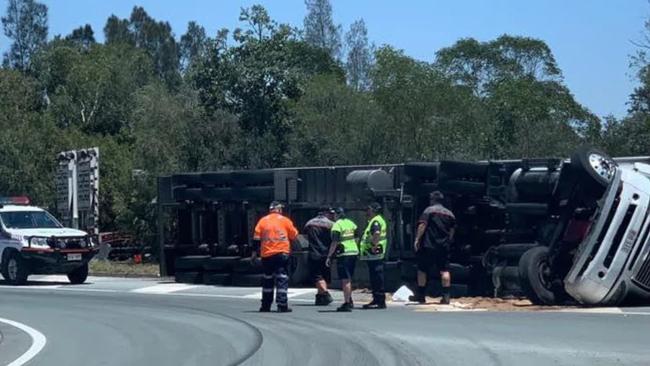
314, 292, 333, 306
409, 294, 426, 304
315, 294, 326, 306
440, 293, 451, 305
324, 291, 334, 305
362, 300, 387, 310
336, 302, 353, 312
277, 305, 293, 313
259, 306, 271, 313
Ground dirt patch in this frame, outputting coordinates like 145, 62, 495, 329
400, 296, 575, 312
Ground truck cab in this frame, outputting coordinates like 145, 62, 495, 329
0, 197, 96, 285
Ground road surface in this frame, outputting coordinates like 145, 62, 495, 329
0, 276, 648, 365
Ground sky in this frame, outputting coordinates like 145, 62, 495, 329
0, 0, 648, 119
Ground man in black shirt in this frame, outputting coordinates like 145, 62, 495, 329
305, 207, 335, 305
410, 191, 456, 304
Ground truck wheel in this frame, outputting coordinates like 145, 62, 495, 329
571, 146, 617, 196
2, 251, 29, 285
289, 252, 310, 286
518, 246, 559, 305
67, 263, 89, 284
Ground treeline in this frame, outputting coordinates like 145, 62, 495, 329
0, 0, 648, 243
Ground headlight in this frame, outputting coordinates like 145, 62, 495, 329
30, 237, 49, 248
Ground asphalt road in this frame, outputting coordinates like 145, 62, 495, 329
1, 276, 649, 366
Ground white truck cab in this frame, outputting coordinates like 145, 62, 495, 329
0, 197, 96, 285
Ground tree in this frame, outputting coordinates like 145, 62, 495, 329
103, 7, 180, 89
288, 74, 385, 165
345, 19, 373, 91
180, 21, 208, 72
435, 35, 562, 97
104, 15, 133, 45
195, 5, 343, 167
2, 0, 48, 71
36, 41, 154, 134
65, 24, 95, 50
303, 0, 341, 60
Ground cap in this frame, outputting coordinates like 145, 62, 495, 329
334, 207, 345, 216
430, 191, 444, 202
318, 206, 334, 215
269, 201, 284, 210
367, 202, 382, 213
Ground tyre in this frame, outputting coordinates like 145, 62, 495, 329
175, 271, 203, 284
231, 273, 264, 287
494, 243, 538, 262
448, 263, 470, 283
175, 255, 209, 271
571, 146, 617, 196
289, 252, 310, 286
1, 251, 29, 285
203, 272, 232, 286
518, 246, 562, 305
203, 256, 240, 272
67, 263, 89, 284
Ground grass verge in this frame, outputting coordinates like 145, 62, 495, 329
89, 260, 160, 278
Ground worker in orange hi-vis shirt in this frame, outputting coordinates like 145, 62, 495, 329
252, 201, 299, 313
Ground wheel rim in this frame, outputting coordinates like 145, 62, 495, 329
588, 153, 616, 181
536, 259, 553, 291
7, 258, 18, 280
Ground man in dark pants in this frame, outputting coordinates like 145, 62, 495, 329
360, 202, 389, 309
410, 191, 456, 305
304, 207, 335, 305
252, 201, 299, 313
326, 207, 359, 312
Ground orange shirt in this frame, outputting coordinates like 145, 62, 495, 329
253, 213, 299, 258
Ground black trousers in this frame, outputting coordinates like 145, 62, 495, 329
366, 260, 385, 303
261, 253, 290, 307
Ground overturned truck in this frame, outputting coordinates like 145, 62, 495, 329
157, 147, 650, 306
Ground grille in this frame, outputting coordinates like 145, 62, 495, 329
48, 237, 88, 249
632, 255, 650, 290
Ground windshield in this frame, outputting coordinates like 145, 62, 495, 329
0, 211, 63, 229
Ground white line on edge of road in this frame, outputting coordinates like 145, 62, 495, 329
131, 283, 199, 294
0, 317, 47, 366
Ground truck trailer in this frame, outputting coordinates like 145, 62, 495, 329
156, 148, 650, 306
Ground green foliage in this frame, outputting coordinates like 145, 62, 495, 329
2, 0, 48, 71
303, 0, 341, 60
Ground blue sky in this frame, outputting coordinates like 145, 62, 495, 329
1, 0, 648, 119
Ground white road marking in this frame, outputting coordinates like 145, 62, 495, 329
57, 288, 119, 293
130, 283, 199, 294
0, 284, 61, 290
0, 317, 47, 366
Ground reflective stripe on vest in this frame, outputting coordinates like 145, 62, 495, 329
332, 218, 358, 257
360, 215, 388, 261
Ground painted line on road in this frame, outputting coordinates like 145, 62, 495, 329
56, 288, 119, 293
131, 283, 199, 294
0, 317, 47, 366
0, 285, 61, 290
